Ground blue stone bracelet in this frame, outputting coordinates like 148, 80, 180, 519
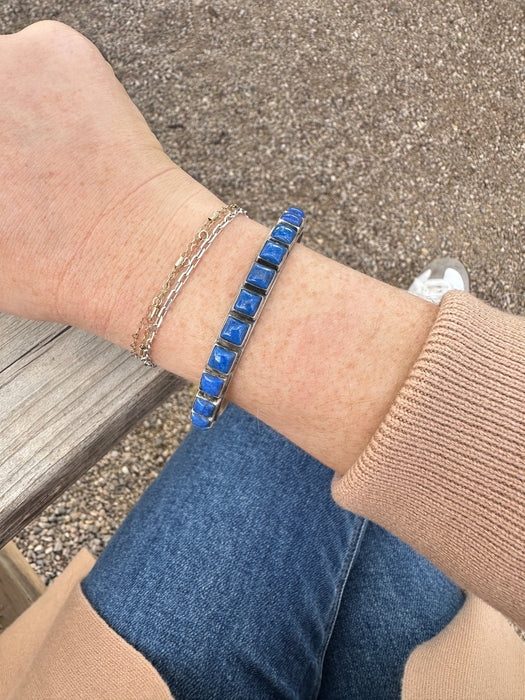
191, 207, 305, 429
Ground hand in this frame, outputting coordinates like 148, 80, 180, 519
0, 20, 207, 334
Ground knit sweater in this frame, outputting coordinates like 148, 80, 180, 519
0, 291, 524, 699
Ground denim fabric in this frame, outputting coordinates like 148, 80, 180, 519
82, 403, 464, 699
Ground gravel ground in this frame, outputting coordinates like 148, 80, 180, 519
0, 1, 523, 584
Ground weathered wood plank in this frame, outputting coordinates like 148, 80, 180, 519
0, 316, 67, 372
0, 314, 185, 548
0, 541, 45, 631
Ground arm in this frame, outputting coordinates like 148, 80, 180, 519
1, 22, 524, 628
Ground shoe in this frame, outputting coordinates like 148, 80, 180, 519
408, 257, 470, 305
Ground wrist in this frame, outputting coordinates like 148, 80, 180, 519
77, 180, 438, 474
98, 181, 269, 376
57, 165, 226, 343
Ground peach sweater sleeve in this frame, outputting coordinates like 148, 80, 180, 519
332, 291, 525, 630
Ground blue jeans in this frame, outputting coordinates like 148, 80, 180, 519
82, 403, 464, 699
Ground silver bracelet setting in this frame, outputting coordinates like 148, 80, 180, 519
191, 207, 305, 429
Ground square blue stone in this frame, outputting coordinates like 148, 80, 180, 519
220, 316, 250, 346
193, 396, 215, 417
271, 224, 296, 246
286, 207, 304, 219
259, 240, 287, 266
280, 212, 302, 227
191, 411, 211, 429
208, 344, 236, 373
234, 289, 263, 317
200, 372, 224, 397
246, 262, 275, 290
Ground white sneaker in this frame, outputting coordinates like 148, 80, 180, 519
408, 257, 470, 305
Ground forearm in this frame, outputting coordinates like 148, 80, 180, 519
70, 171, 438, 474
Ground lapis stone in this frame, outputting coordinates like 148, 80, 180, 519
208, 344, 236, 373
193, 396, 215, 417
191, 411, 211, 429
280, 212, 302, 227
286, 207, 305, 219
220, 316, 250, 346
234, 289, 263, 317
271, 224, 296, 246
259, 240, 287, 266
246, 262, 275, 290
200, 372, 224, 397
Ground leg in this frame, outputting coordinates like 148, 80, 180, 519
82, 403, 367, 699
318, 521, 465, 699
82, 403, 464, 699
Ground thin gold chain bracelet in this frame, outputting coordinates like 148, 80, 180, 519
131, 203, 246, 366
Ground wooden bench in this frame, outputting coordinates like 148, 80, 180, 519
0, 313, 184, 624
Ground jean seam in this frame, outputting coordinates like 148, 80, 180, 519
307, 517, 369, 700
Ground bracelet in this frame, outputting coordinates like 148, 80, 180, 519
131, 204, 246, 366
191, 207, 305, 429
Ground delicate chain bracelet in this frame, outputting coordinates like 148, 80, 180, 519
131, 203, 246, 366
191, 207, 305, 429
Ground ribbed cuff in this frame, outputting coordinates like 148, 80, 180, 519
332, 291, 525, 629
